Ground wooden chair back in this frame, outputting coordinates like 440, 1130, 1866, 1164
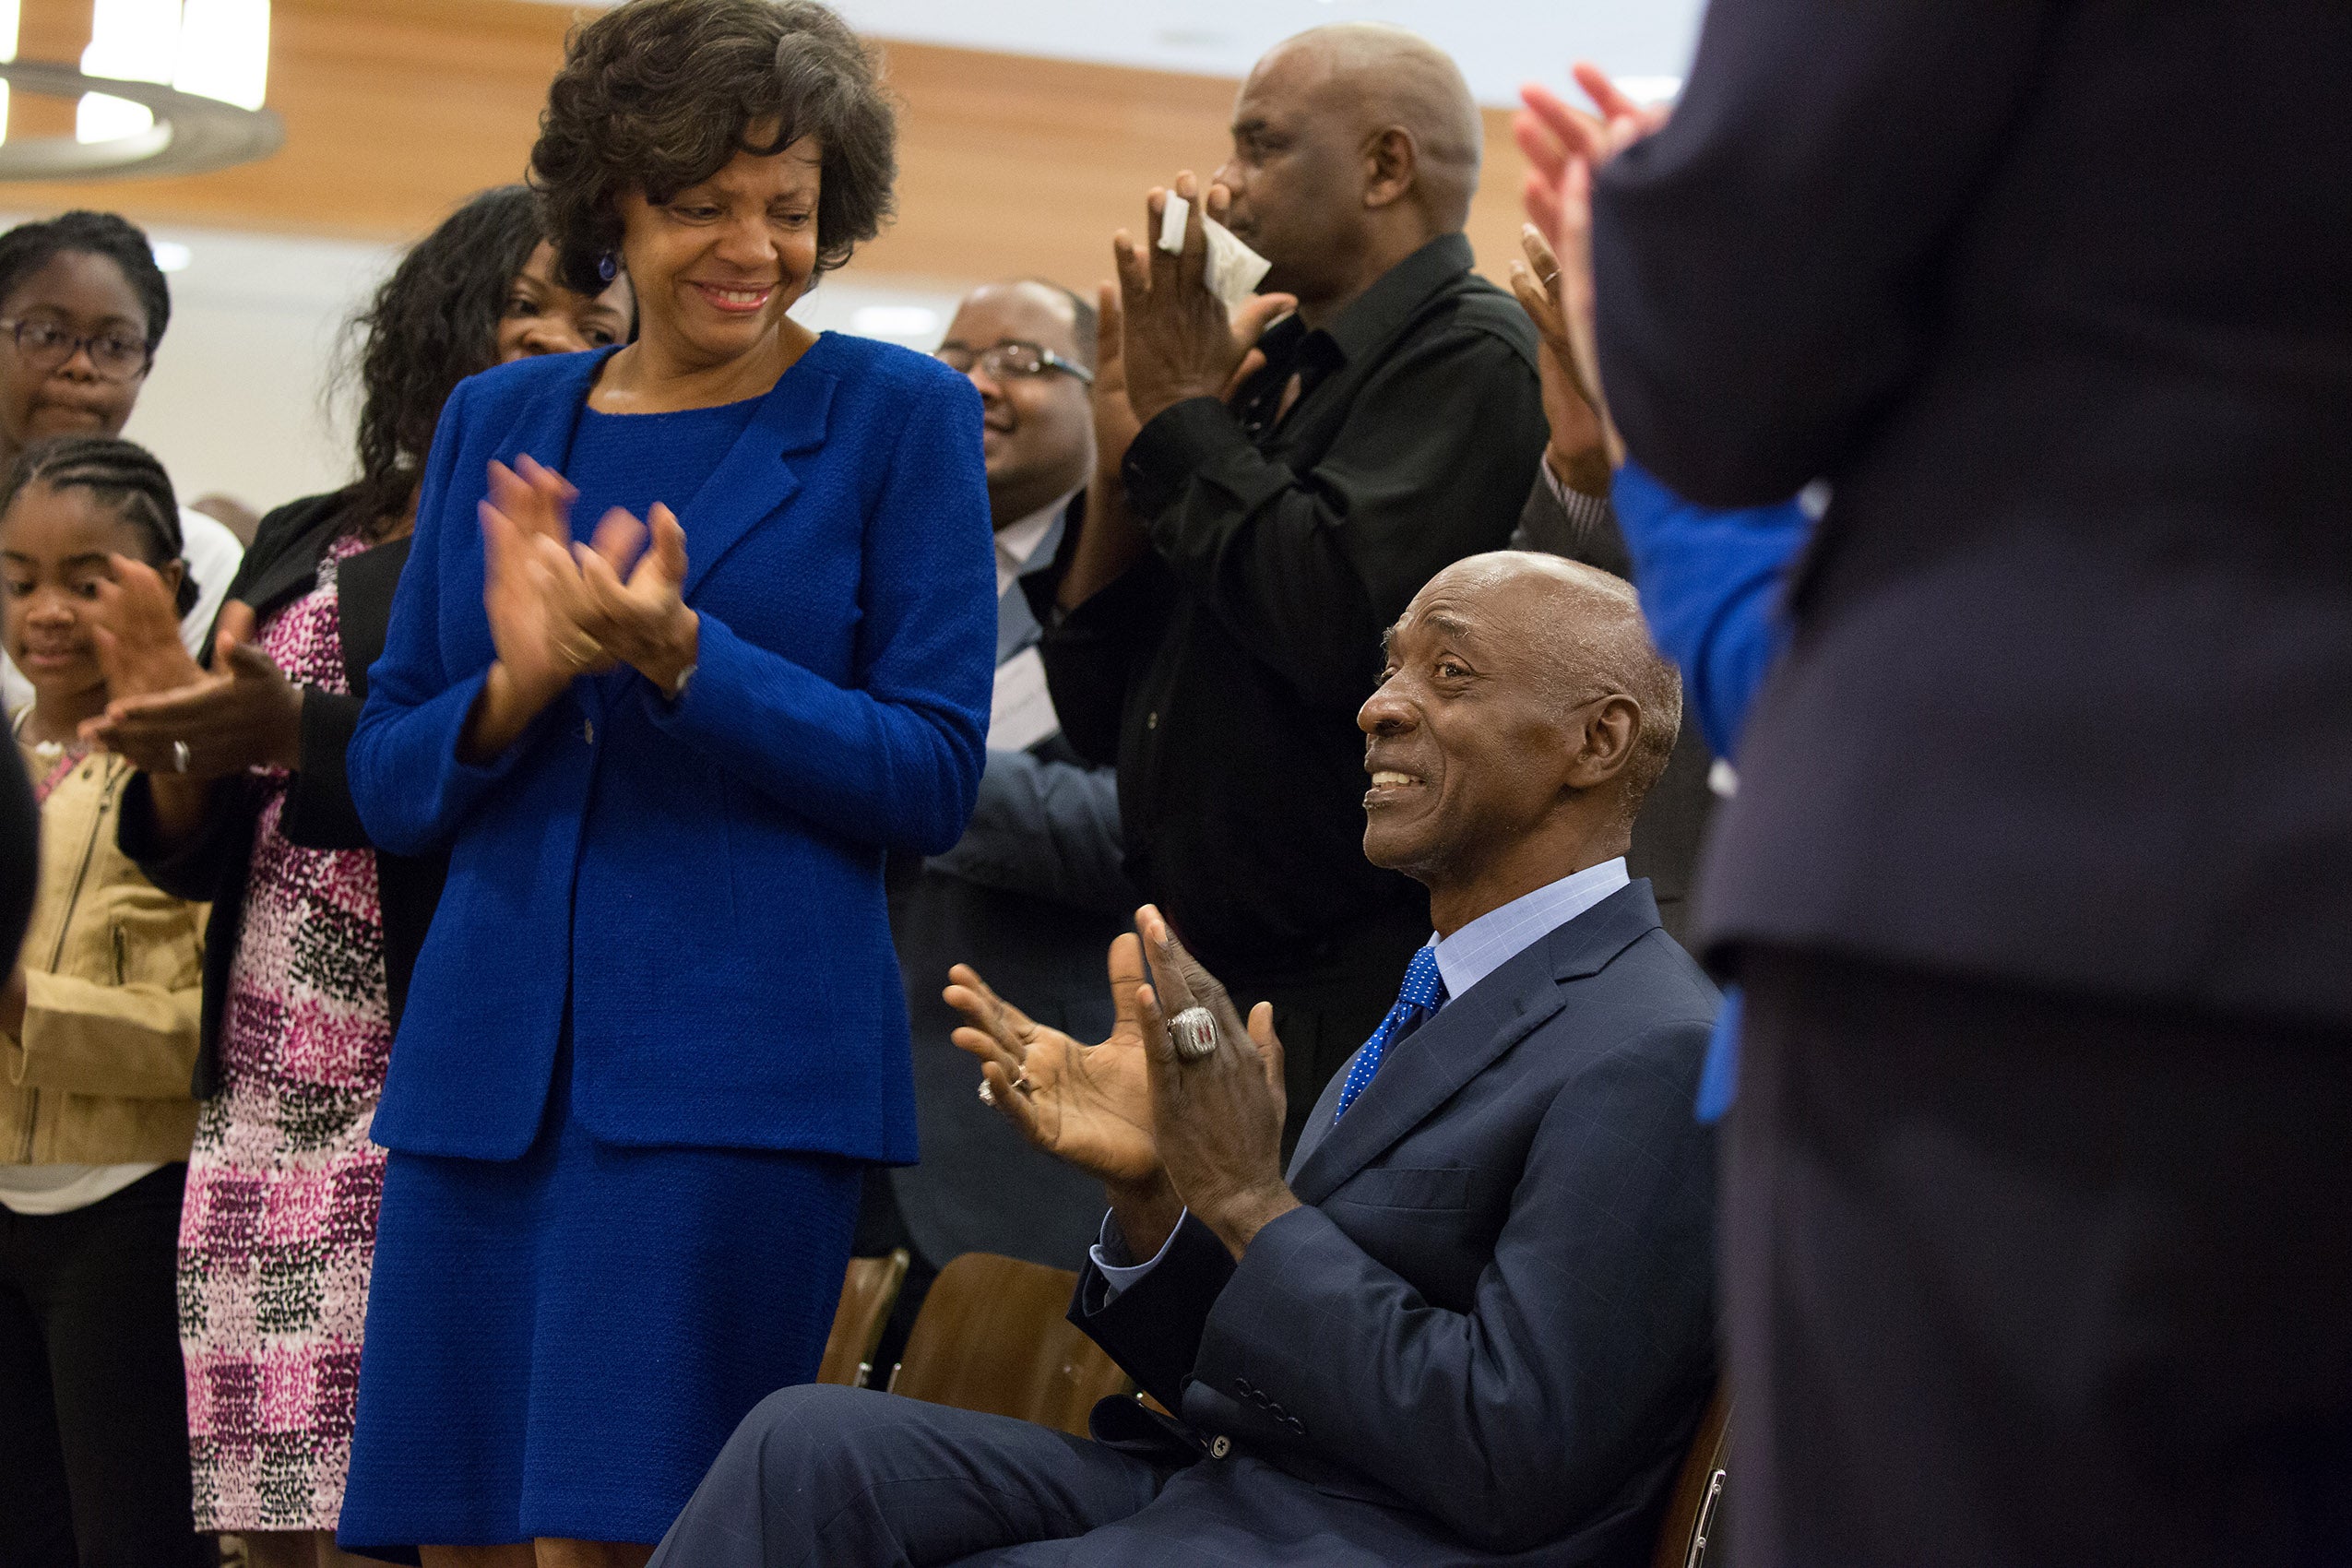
886, 1252, 1133, 1436
1652, 1384, 1732, 1568
816, 1249, 910, 1389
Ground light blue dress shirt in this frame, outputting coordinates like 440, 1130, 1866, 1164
1092, 858, 1633, 1294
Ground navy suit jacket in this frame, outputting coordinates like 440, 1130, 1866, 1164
1072, 883, 1719, 1563
349, 336, 995, 1161
1592, 0, 2352, 1024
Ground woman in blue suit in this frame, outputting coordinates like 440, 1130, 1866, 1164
336, 2, 994, 1562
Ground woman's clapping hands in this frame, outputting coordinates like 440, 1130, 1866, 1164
478, 455, 698, 704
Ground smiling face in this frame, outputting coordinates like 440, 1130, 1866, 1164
1, 481, 179, 715
939, 282, 1095, 528
0, 252, 151, 460
1359, 554, 1655, 928
615, 128, 823, 374
1360, 567, 1590, 882
494, 240, 636, 362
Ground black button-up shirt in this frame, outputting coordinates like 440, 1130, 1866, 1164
1032, 233, 1548, 982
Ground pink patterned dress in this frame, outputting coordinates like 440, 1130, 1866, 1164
178, 530, 394, 1531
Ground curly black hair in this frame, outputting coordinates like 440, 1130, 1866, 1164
339, 186, 548, 536
0, 210, 172, 356
0, 435, 193, 615
530, 0, 897, 297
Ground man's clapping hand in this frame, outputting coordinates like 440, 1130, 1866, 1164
1134, 905, 1299, 1261
1112, 172, 1296, 428
951, 935, 1187, 1258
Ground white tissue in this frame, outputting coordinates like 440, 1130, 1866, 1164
1155, 196, 1274, 317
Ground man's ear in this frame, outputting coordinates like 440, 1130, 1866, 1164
159, 559, 186, 602
1362, 126, 1418, 210
1563, 694, 1641, 791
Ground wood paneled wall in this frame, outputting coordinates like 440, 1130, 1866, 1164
1, 0, 1537, 291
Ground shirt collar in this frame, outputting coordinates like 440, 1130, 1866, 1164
1315, 232, 1477, 370
992, 489, 1075, 595
1428, 857, 1632, 1003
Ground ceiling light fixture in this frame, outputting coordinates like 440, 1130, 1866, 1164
0, 0, 279, 179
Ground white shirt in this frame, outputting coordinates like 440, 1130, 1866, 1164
0, 505, 245, 714
1091, 858, 1633, 1295
992, 496, 1066, 599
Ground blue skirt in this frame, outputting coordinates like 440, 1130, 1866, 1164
337, 1055, 861, 1551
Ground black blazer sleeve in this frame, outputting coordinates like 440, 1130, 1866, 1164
1028, 552, 1168, 771
1591, 0, 2056, 505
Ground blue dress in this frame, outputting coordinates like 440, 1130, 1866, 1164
338, 340, 995, 1552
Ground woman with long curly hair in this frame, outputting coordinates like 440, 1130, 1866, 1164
93, 185, 630, 1568
335, 0, 995, 1561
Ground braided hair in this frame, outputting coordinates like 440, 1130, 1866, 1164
0, 211, 172, 353
0, 435, 192, 614
339, 185, 548, 537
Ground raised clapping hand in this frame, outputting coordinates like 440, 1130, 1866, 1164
467, 456, 699, 760
82, 555, 205, 710
953, 913, 1298, 1263
1132, 904, 1299, 1260
948, 936, 1160, 1188
81, 601, 303, 779
1112, 171, 1297, 428
1513, 65, 1674, 479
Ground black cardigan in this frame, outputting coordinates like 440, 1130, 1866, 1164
118, 492, 447, 1097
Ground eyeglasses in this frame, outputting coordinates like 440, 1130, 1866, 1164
934, 339, 1094, 386
0, 318, 151, 381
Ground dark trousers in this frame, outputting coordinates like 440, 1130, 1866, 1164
1731, 951, 2352, 1568
648, 1384, 1166, 1567
0, 1162, 212, 1568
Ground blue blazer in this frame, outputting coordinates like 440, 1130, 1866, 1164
349, 335, 994, 1163
1072, 883, 1720, 1565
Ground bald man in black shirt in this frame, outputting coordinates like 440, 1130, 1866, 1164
1035, 25, 1549, 1148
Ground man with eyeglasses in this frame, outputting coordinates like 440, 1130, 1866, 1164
0, 211, 244, 715
860, 280, 1137, 1323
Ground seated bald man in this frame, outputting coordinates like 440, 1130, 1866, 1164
651, 554, 1719, 1568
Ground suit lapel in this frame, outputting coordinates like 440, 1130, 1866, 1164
1286, 883, 1664, 1206
677, 338, 837, 600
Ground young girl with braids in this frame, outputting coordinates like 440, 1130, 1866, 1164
0, 434, 213, 1567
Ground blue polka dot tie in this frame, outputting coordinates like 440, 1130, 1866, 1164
1333, 944, 1447, 1122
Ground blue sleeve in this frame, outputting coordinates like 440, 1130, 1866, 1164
645, 376, 994, 855
1610, 458, 1810, 761
349, 380, 540, 857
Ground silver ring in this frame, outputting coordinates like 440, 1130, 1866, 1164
171, 740, 191, 774
977, 1080, 997, 1108
1169, 1005, 1218, 1063
1012, 1075, 1037, 1097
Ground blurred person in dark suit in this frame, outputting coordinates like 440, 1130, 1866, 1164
654, 551, 1718, 1568
1521, 3, 2352, 1562
873, 279, 1135, 1285
1037, 24, 1549, 1151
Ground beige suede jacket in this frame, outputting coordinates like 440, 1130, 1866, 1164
3, 739, 206, 1165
